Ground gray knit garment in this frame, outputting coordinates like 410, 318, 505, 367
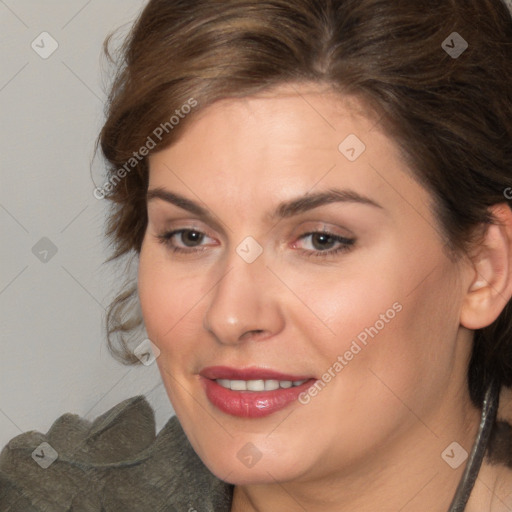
0, 396, 233, 511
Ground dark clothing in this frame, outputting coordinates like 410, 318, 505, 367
0, 396, 233, 511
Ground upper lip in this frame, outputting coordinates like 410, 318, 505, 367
199, 366, 313, 381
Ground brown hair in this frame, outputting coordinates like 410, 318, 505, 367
97, 0, 512, 408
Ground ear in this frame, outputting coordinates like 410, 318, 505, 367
460, 203, 512, 330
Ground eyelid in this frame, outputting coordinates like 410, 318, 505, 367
157, 227, 218, 245
147, 203, 228, 238
151, 217, 217, 237
294, 230, 354, 244
289, 220, 355, 239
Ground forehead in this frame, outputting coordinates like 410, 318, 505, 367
150, 84, 379, 168
147, 83, 433, 226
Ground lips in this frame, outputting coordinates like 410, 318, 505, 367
199, 366, 316, 418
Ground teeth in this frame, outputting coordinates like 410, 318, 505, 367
230, 380, 247, 391
264, 379, 280, 391
247, 380, 265, 391
215, 378, 307, 391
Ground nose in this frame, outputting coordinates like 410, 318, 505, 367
203, 253, 285, 345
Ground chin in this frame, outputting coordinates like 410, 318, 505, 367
195, 440, 313, 486
209, 458, 303, 486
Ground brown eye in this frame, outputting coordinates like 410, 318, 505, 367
294, 231, 356, 259
180, 230, 205, 247
156, 228, 217, 255
310, 233, 337, 251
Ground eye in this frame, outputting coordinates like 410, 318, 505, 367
294, 231, 355, 258
156, 228, 215, 253
155, 228, 355, 258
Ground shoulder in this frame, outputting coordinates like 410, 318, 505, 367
0, 396, 233, 511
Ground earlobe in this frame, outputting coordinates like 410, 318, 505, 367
460, 203, 512, 330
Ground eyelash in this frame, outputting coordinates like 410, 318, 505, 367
296, 231, 356, 258
155, 229, 355, 259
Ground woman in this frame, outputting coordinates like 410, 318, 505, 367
2, 0, 512, 510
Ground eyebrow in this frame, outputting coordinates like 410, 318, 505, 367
272, 188, 382, 219
146, 187, 383, 223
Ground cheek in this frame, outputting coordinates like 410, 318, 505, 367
138, 248, 203, 403
137, 244, 219, 395
292, 246, 462, 393
269, 252, 406, 361
346, 259, 464, 414
137, 246, 189, 342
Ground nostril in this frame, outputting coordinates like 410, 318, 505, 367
240, 329, 268, 341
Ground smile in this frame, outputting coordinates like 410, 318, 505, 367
199, 366, 316, 418
215, 379, 307, 391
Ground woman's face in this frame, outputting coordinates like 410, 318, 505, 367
138, 83, 474, 485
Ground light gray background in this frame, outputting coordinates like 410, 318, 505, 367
0, 0, 174, 449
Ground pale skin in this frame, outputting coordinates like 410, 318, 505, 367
137, 83, 512, 511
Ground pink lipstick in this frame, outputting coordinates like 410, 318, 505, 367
199, 366, 316, 418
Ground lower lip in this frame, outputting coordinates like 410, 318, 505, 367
201, 377, 316, 418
